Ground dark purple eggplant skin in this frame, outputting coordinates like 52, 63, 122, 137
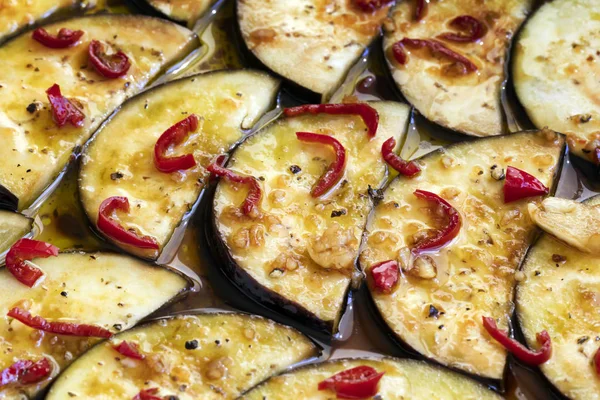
359, 130, 567, 392
0, 184, 18, 211
205, 195, 348, 337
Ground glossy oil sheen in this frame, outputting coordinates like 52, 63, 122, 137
7, 1, 598, 400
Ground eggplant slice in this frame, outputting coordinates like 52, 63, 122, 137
237, 0, 392, 97
383, 0, 532, 137
211, 102, 410, 334
47, 313, 318, 399
141, 0, 217, 25
79, 70, 280, 260
0, 252, 188, 398
241, 357, 502, 399
0, 210, 33, 255
513, 0, 600, 162
359, 130, 565, 380
517, 195, 600, 399
0, 15, 197, 211
0, 0, 88, 44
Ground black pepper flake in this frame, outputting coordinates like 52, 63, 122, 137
428, 305, 440, 319
258, 176, 265, 181
165, 396, 179, 400
552, 254, 566, 263
26, 103, 38, 113
289, 165, 301, 174
331, 209, 346, 218
367, 185, 384, 204
215, 340, 221, 346
185, 339, 199, 350
438, 325, 445, 330
534, 271, 541, 276
60, 291, 68, 297
110, 172, 124, 180
577, 336, 589, 344
113, 324, 122, 331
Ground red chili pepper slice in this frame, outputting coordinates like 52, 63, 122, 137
207, 159, 262, 216
0, 358, 51, 387
503, 166, 549, 203
133, 388, 162, 400
594, 347, 600, 378
482, 316, 552, 365
97, 196, 159, 250
88, 40, 131, 79
19, 358, 52, 385
354, 0, 392, 12
154, 114, 199, 173
5, 239, 59, 288
296, 132, 346, 198
318, 365, 385, 399
412, 190, 461, 255
370, 260, 399, 293
381, 137, 421, 177
32, 27, 84, 48
113, 341, 145, 360
46, 84, 85, 128
391, 38, 478, 73
7, 307, 113, 338
438, 15, 487, 43
415, 0, 428, 21
284, 103, 379, 138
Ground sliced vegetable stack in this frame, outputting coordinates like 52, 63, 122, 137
0, 15, 197, 211
0, 211, 33, 256
211, 101, 410, 334
0, 0, 88, 43
359, 129, 565, 380
0, 251, 188, 398
513, 0, 600, 163
47, 313, 318, 399
517, 196, 600, 399
383, 0, 533, 136
140, 0, 217, 25
79, 70, 280, 259
241, 357, 502, 399
237, 0, 393, 97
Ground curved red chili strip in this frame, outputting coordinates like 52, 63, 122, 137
154, 114, 199, 173
207, 159, 262, 216
5, 239, 59, 287
284, 103, 379, 138
415, 0, 428, 21
134, 388, 162, 400
482, 316, 552, 365
438, 15, 487, 43
113, 341, 145, 360
381, 137, 421, 177
354, 0, 393, 12
32, 27, 84, 48
318, 365, 385, 399
503, 166, 549, 203
88, 40, 131, 79
0, 358, 51, 387
19, 358, 52, 385
7, 307, 113, 338
46, 84, 85, 128
412, 190, 461, 255
296, 132, 347, 198
371, 260, 399, 293
594, 347, 600, 378
97, 196, 159, 250
391, 38, 478, 73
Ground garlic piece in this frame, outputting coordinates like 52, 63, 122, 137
528, 197, 600, 254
